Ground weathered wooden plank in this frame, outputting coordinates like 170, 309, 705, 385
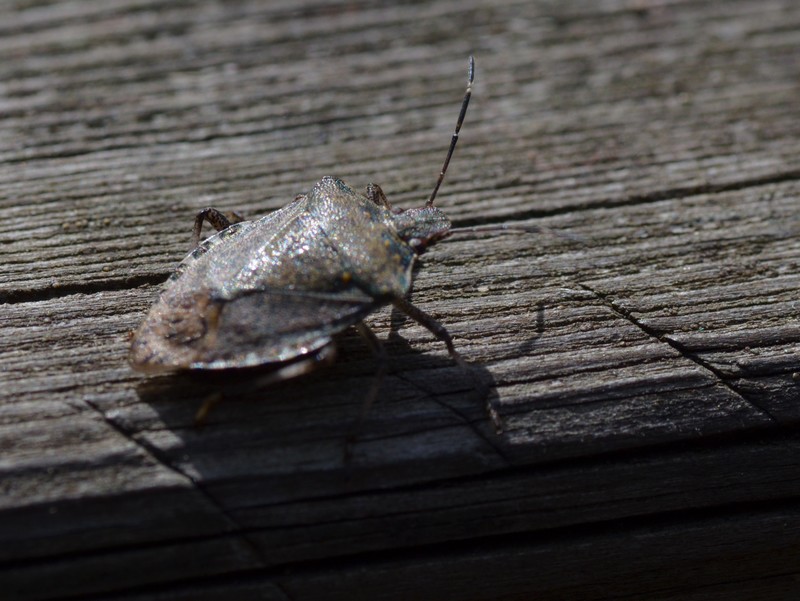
0, 281, 766, 493
6, 432, 800, 599
270, 502, 800, 601
0, 285, 784, 597
3, 1, 800, 295
2, 0, 800, 599
89, 485, 800, 601
5, 534, 265, 601
577, 181, 800, 421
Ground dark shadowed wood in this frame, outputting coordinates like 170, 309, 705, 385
2, 0, 800, 599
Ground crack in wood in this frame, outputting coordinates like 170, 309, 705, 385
578, 283, 780, 423
81, 397, 270, 570
389, 370, 512, 467
451, 168, 800, 229
0, 274, 168, 305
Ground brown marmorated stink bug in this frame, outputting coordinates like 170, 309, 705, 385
130, 57, 499, 421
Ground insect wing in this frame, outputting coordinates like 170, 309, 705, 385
188, 287, 377, 369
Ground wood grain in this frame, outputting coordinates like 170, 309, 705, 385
2, 0, 800, 599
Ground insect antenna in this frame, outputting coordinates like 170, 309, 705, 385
427, 55, 474, 207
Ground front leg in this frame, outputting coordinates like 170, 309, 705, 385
191, 208, 245, 247
392, 295, 499, 431
365, 183, 392, 210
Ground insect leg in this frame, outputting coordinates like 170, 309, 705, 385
342, 323, 388, 463
391, 296, 467, 370
354, 321, 388, 422
392, 295, 497, 429
253, 343, 338, 388
365, 183, 392, 209
194, 391, 223, 426
193, 345, 337, 426
192, 208, 245, 247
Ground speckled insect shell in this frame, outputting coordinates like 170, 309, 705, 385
129, 176, 445, 372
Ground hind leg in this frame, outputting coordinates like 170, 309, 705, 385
193, 344, 337, 425
192, 208, 245, 247
344, 322, 388, 462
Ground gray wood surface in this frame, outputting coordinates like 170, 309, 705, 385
2, 0, 799, 599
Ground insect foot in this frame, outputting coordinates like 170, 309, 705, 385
130, 57, 483, 427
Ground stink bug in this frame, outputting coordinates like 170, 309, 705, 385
130, 57, 479, 415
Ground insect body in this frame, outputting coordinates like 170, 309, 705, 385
130, 58, 475, 386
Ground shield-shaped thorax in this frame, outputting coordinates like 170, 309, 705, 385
196, 176, 418, 301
